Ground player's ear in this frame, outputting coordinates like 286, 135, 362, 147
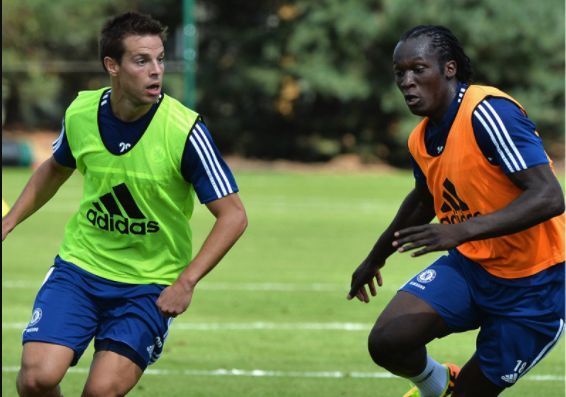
104, 56, 120, 77
444, 60, 457, 79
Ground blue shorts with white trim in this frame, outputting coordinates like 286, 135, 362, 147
22, 256, 172, 370
399, 249, 565, 388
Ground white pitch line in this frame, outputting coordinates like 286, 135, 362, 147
1, 366, 563, 382
3, 322, 371, 331
2, 281, 37, 289
172, 322, 371, 331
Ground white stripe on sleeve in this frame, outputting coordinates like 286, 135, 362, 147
476, 104, 520, 172
483, 101, 527, 170
189, 135, 222, 198
191, 127, 229, 196
473, 109, 514, 172
52, 122, 65, 153
194, 124, 234, 194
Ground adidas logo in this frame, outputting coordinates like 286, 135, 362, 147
500, 373, 518, 384
86, 183, 159, 235
438, 178, 480, 224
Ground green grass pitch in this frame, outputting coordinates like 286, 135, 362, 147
2, 167, 564, 396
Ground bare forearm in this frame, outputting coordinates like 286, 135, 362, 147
178, 208, 247, 287
457, 188, 564, 243
155, 199, 247, 318
455, 165, 564, 242
347, 186, 435, 301
366, 187, 435, 265
391, 165, 565, 257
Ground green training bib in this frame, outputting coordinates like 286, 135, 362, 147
59, 88, 199, 284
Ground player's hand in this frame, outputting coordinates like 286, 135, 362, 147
156, 280, 195, 317
392, 223, 465, 256
347, 258, 383, 303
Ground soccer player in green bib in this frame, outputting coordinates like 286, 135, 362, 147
2, 12, 248, 397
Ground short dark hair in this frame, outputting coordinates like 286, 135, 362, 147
399, 25, 473, 83
99, 11, 168, 72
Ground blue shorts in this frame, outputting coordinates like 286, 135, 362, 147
399, 249, 565, 389
22, 256, 172, 370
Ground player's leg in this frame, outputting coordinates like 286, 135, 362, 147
461, 271, 564, 395
455, 260, 564, 396
17, 342, 74, 397
81, 349, 143, 397
368, 290, 448, 376
18, 261, 99, 397
82, 282, 171, 396
368, 251, 480, 396
369, 252, 478, 375
369, 291, 461, 397
453, 314, 564, 397
451, 354, 503, 397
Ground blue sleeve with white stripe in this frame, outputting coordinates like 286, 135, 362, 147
182, 121, 239, 204
52, 119, 77, 168
472, 98, 548, 174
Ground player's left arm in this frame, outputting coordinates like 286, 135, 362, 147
156, 121, 248, 317
393, 98, 565, 256
182, 193, 248, 285
156, 193, 247, 317
456, 163, 563, 237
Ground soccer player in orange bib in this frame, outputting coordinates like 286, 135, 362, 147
347, 25, 564, 397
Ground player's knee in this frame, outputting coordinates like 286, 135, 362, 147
82, 379, 127, 397
17, 366, 62, 396
367, 324, 400, 367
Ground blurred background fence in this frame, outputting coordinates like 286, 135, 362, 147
2, 0, 564, 167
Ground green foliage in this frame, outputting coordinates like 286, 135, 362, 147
196, 0, 564, 164
3, 0, 125, 127
2, 0, 181, 127
286, 1, 379, 100
2, 0, 564, 163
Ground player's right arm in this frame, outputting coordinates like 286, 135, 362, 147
347, 181, 436, 302
2, 156, 74, 241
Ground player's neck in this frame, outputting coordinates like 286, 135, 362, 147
429, 82, 458, 125
109, 90, 153, 122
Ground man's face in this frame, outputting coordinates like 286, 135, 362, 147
392, 36, 455, 121
113, 34, 164, 106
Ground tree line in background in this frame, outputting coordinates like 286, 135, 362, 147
2, 0, 564, 166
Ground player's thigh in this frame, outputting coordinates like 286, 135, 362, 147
96, 283, 171, 369
82, 350, 143, 397
19, 342, 75, 387
23, 263, 99, 365
397, 252, 480, 332
371, 253, 479, 349
370, 291, 449, 350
